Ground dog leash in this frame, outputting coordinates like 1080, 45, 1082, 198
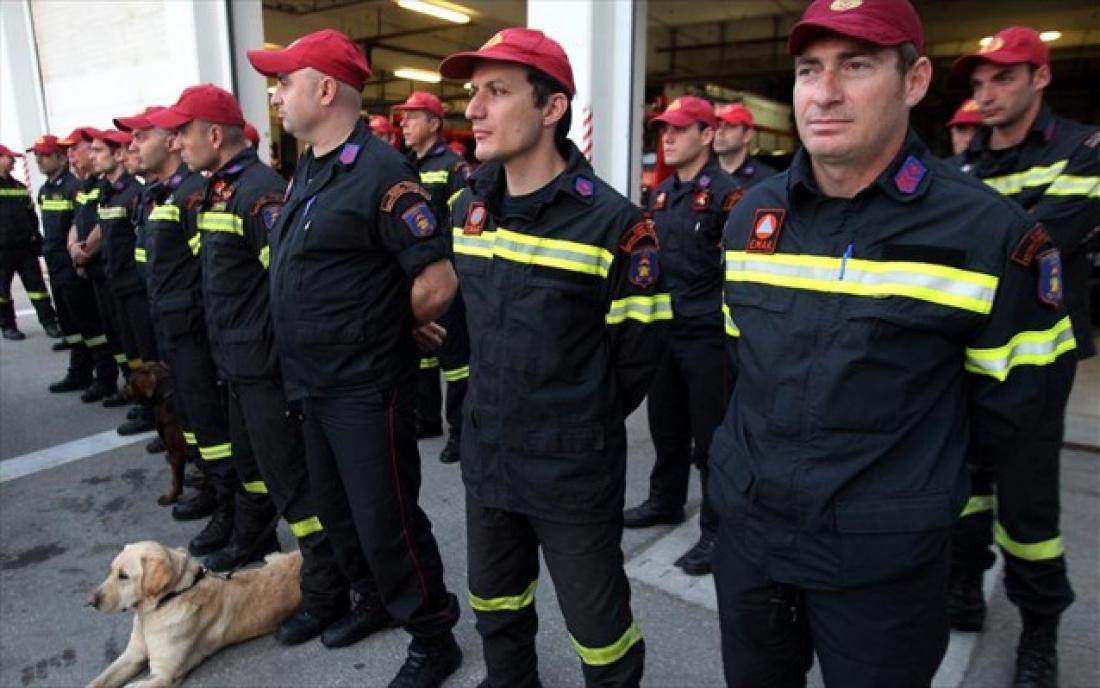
155, 566, 206, 609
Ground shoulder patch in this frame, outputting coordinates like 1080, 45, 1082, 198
185, 191, 204, 210
722, 188, 745, 212
401, 201, 437, 238
894, 155, 927, 194
453, 160, 471, 181
620, 218, 658, 253
1036, 248, 1063, 308
464, 202, 488, 236
339, 143, 361, 165
623, 220, 660, 289
575, 176, 595, 198
251, 192, 285, 230
381, 181, 431, 213
1011, 224, 1052, 267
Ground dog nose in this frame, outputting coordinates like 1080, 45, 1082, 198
87, 590, 99, 608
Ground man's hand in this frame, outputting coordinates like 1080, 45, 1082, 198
69, 241, 90, 265
413, 322, 448, 352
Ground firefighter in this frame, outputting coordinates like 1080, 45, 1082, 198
439, 28, 671, 687
946, 98, 982, 156
248, 29, 462, 686
710, 2, 1077, 686
369, 114, 397, 147
117, 106, 243, 552
623, 96, 741, 577
394, 90, 471, 463
243, 122, 260, 149
713, 103, 778, 188
0, 143, 60, 341
949, 26, 1099, 687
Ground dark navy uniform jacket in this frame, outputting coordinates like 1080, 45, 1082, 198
713, 131, 1077, 589
73, 176, 109, 279
37, 169, 82, 285
729, 156, 778, 189
412, 138, 469, 232
648, 158, 742, 319
452, 142, 672, 523
958, 105, 1100, 359
97, 173, 144, 295
196, 148, 286, 382
0, 176, 40, 248
268, 120, 450, 401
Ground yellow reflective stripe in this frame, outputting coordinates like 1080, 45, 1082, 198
995, 521, 1064, 561
149, 205, 180, 222
0, 296, 11, 303
982, 160, 1066, 196
570, 619, 642, 667
98, 206, 127, 220
41, 199, 73, 211
454, 228, 614, 278
420, 357, 440, 369
1045, 174, 1100, 198
183, 431, 198, 445
26, 291, 50, 300
258, 244, 270, 269
199, 442, 232, 460
127, 358, 144, 370
419, 170, 450, 184
960, 495, 994, 518
725, 251, 999, 315
188, 233, 201, 255
64, 334, 83, 344
289, 516, 324, 538
469, 579, 538, 612
85, 334, 108, 347
242, 480, 269, 494
447, 189, 464, 209
0, 188, 29, 197
605, 293, 673, 324
965, 316, 1076, 382
722, 302, 740, 338
197, 211, 244, 236
113, 353, 128, 364
134, 247, 147, 263
443, 365, 470, 382
74, 189, 101, 204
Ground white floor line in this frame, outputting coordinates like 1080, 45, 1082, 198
0, 429, 154, 483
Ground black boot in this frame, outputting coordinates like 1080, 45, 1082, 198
81, 379, 117, 403
2, 326, 25, 341
189, 504, 234, 556
321, 589, 397, 648
146, 436, 166, 454
623, 499, 685, 529
389, 631, 462, 688
51, 339, 71, 351
173, 488, 217, 521
948, 570, 986, 632
439, 433, 460, 464
118, 405, 155, 435
277, 606, 342, 646
102, 391, 129, 408
676, 532, 716, 575
44, 322, 62, 339
1014, 612, 1059, 688
48, 373, 91, 393
203, 533, 279, 573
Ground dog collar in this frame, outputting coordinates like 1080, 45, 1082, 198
155, 566, 206, 609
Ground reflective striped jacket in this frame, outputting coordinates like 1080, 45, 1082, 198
452, 142, 672, 522
37, 169, 82, 285
713, 132, 1077, 589
97, 173, 144, 295
196, 148, 286, 382
74, 176, 109, 278
0, 175, 39, 248
959, 105, 1099, 358
411, 138, 468, 233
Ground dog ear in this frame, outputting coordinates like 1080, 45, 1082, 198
139, 553, 173, 601
132, 367, 158, 400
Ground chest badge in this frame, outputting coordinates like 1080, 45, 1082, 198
692, 189, 711, 212
653, 191, 667, 211
746, 208, 786, 254
464, 202, 488, 236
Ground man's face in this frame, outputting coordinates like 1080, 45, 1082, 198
400, 110, 436, 150
465, 62, 548, 164
124, 146, 142, 176
970, 62, 1048, 130
35, 151, 65, 176
176, 120, 219, 173
89, 139, 118, 176
713, 122, 752, 156
271, 68, 323, 137
662, 123, 712, 168
67, 139, 92, 175
0, 155, 13, 176
133, 128, 173, 175
793, 37, 919, 167
950, 124, 978, 155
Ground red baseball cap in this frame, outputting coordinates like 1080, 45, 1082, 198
448, 140, 468, 157
59, 127, 99, 146
952, 27, 1050, 77
93, 129, 133, 146
243, 122, 260, 146
0, 144, 23, 159
393, 91, 445, 118
440, 28, 576, 98
650, 96, 716, 129
247, 29, 372, 91
788, 0, 924, 56
26, 135, 66, 155
368, 115, 394, 136
716, 103, 755, 128
114, 106, 167, 132
946, 99, 982, 128
148, 84, 246, 130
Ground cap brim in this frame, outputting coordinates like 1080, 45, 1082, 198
787, 20, 908, 56
247, 49, 300, 78
439, 52, 480, 81
145, 108, 192, 130
114, 116, 146, 132
650, 111, 699, 128
718, 114, 752, 127
951, 50, 1037, 77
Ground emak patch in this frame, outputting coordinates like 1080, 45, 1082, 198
464, 202, 488, 235
1037, 249, 1063, 308
401, 201, 437, 238
746, 208, 786, 254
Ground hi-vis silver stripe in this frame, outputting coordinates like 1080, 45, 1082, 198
725, 251, 998, 314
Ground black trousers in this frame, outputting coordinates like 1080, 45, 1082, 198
416, 296, 470, 437
56, 276, 115, 383
467, 495, 644, 688
227, 379, 346, 616
300, 382, 459, 638
951, 362, 1077, 619
0, 247, 57, 329
714, 525, 950, 688
89, 272, 128, 376
644, 314, 731, 534
111, 287, 158, 365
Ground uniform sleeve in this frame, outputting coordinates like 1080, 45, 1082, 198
375, 171, 450, 278
1027, 135, 1100, 257
246, 186, 286, 269
604, 208, 672, 417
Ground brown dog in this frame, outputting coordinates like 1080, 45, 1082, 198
121, 362, 187, 505
86, 541, 302, 688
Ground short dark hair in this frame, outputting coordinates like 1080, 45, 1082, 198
525, 66, 572, 150
895, 42, 919, 75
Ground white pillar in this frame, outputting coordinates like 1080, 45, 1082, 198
527, 0, 647, 203
1, 0, 50, 192
226, 0, 274, 163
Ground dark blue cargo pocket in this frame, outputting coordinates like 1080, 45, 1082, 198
221, 325, 277, 380
154, 291, 203, 339
707, 423, 753, 519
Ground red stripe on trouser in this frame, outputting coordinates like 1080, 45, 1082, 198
388, 386, 430, 604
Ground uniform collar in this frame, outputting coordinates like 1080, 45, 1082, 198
670, 158, 723, 193
469, 140, 597, 217
212, 148, 259, 182
789, 129, 932, 204
966, 103, 1056, 158
111, 172, 133, 191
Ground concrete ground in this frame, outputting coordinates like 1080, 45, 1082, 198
1, 278, 1097, 688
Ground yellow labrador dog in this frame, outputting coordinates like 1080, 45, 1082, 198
86, 541, 301, 688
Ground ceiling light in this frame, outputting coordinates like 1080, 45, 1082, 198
394, 67, 442, 83
395, 0, 470, 24
1039, 31, 1062, 42
979, 36, 993, 48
